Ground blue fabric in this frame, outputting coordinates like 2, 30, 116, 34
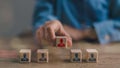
33, 0, 120, 44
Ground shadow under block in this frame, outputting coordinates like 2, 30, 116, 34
70, 49, 82, 62
19, 49, 31, 63
37, 49, 49, 63
86, 49, 98, 63
56, 36, 67, 48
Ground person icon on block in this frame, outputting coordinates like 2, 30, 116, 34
89, 53, 96, 62
21, 53, 29, 61
39, 53, 47, 61
57, 38, 65, 47
73, 53, 80, 62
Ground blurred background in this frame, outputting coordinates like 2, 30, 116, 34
0, 1, 120, 68
0, 0, 35, 38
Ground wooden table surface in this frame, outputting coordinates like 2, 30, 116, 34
0, 37, 120, 68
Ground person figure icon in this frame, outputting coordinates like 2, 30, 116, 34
21, 53, 29, 61
89, 53, 96, 62
57, 38, 65, 47
73, 53, 80, 62
39, 53, 47, 61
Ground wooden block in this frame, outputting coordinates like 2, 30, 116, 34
56, 36, 67, 48
86, 49, 98, 63
19, 49, 31, 63
37, 49, 49, 63
70, 49, 82, 62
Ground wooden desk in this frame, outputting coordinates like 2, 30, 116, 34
0, 37, 120, 68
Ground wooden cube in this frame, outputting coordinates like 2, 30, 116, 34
19, 49, 31, 63
56, 36, 67, 48
86, 49, 98, 63
37, 49, 49, 63
70, 49, 82, 62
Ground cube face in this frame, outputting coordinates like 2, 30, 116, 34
20, 53, 30, 62
56, 36, 67, 48
70, 49, 82, 62
87, 53, 97, 62
19, 49, 31, 63
37, 49, 48, 63
86, 49, 98, 63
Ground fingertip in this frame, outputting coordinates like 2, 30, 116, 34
67, 37, 72, 47
64, 32, 72, 47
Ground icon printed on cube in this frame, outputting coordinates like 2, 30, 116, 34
73, 53, 80, 61
19, 49, 31, 63
70, 49, 82, 62
39, 53, 47, 61
56, 36, 67, 48
37, 49, 49, 63
89, 53, 96, 61
86, 49, 98, 63
21, 53, 29, 61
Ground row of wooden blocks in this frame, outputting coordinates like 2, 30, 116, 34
20, 49, 48, 63
70, 49, 98, 62
19, 49, 98, 63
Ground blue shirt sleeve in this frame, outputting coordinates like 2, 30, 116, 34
32, 0, 57, 32
93, 0, 120, 44
32, 0, 120, 45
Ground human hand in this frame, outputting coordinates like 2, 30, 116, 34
35, 20, 72, 47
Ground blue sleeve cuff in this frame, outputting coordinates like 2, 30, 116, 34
94, 20, 120, 44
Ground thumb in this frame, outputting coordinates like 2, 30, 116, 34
64, 31, 72, 47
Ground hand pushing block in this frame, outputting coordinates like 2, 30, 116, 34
70, 49, 82, 62
37, 49, 49, 63
56, 36, 67, 48
86, 49, 98, 63
19, 49, 31, 63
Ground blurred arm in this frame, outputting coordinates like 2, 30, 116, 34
93, 0, 120, 44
